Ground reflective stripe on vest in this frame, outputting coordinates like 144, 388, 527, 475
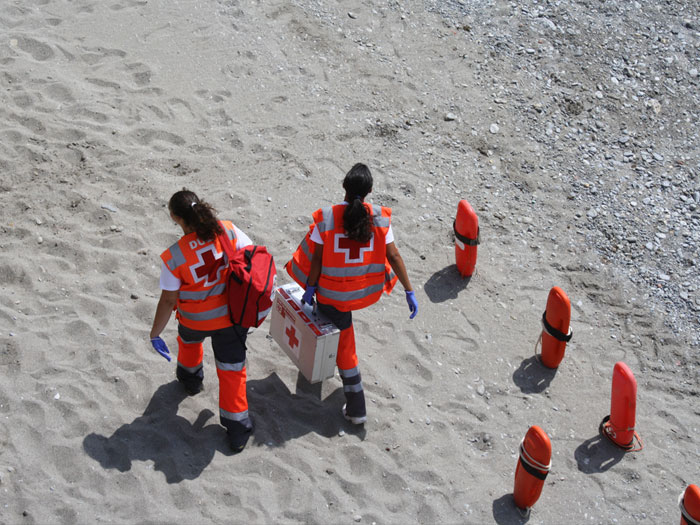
372, 211, 390, 228
318, 207, 335, 232
178, 304, 229, 322
166, 242, 187, 272
179, 283, 226, 301
296, 235, 313, 263
286, 259, 308, 287
323, 262, 387, 278
319, 281, 385, 303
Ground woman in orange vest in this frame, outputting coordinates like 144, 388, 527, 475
286, 163, 418, 424
149, 189, 254, 453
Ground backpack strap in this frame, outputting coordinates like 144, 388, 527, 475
218, 222, 237, 261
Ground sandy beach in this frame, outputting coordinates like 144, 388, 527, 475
0, 0, 698, 523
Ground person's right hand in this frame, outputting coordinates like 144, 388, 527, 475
150, 337, 172, 361
302, 284, 317, 306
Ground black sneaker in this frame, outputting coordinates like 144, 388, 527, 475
342, 403, 367, 425
227, 429, 252, 454
178, 379, 203, 396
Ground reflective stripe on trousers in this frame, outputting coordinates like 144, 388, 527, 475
176, 323, 252, 436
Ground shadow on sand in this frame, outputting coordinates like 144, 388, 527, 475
574, 431, 626, 474
512, 356, 558, 394
84, 373, 364, 483
424, 264, 471, 303
492, 493, 531, 524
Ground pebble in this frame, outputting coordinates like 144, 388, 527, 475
489, 123, 499, 134
35, 218, 43, 225
101, 204, 118, 213
477, 384, 485, 396
690, 68, 698, 78
444, 112, 457, 121
353, 515, 362, 522
37, 236, 43, 244
659, 273, 671, 281
338, 430, 345, 437
645, 242, 654, 250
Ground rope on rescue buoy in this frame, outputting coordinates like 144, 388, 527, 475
599, 415, 644, 452
518, 439, 551, 481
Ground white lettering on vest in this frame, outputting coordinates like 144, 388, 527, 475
189, 238, 207, 250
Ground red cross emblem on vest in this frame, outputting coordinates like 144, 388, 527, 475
334, 233, 374, 264
190, 245, 224, 286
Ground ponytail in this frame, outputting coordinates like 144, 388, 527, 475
342, 163, 373, 243
168, 189, 223, 241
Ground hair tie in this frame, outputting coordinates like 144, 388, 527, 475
191, 201, 197, 208
355, 195, 363, 201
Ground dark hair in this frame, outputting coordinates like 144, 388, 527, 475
168, 189, 223, 241
342, 163, 373, 243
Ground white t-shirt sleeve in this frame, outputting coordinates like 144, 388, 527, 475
234, 226, 253, 249
160, 261, 181, 291
385, 225, 394, 244
310, 225, 323, 245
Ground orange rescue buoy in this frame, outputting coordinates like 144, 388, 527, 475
680, 484, 700, 525
600, 362, 643, 451
454, 199, 479, 277
537, 286, 572, 369
513, 425, 551, 512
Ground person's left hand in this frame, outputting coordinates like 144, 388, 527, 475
405, 290, 418, 319
150, 337, 172, 361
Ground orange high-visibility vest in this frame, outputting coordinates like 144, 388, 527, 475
285, 204, 397, 312
161, 221, 238, 331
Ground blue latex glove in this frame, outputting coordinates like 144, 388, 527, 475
150, 337, 172, 362
406, 290, 418, 319
302, 284, 317, 306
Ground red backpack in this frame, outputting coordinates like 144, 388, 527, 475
218, 231, 277, 328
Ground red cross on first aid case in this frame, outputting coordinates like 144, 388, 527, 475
269, 283, 340, 384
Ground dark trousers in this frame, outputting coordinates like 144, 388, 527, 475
177, 323, 253, 442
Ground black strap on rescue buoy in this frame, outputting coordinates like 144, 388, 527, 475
518, 456, 548, 481
453, 221, 480, 246
542, 311, 572, 342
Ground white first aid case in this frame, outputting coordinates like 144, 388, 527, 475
269, 283, 340, 384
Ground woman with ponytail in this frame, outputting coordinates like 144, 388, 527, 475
149, 189, 255, 453
285, 163, 417, 424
